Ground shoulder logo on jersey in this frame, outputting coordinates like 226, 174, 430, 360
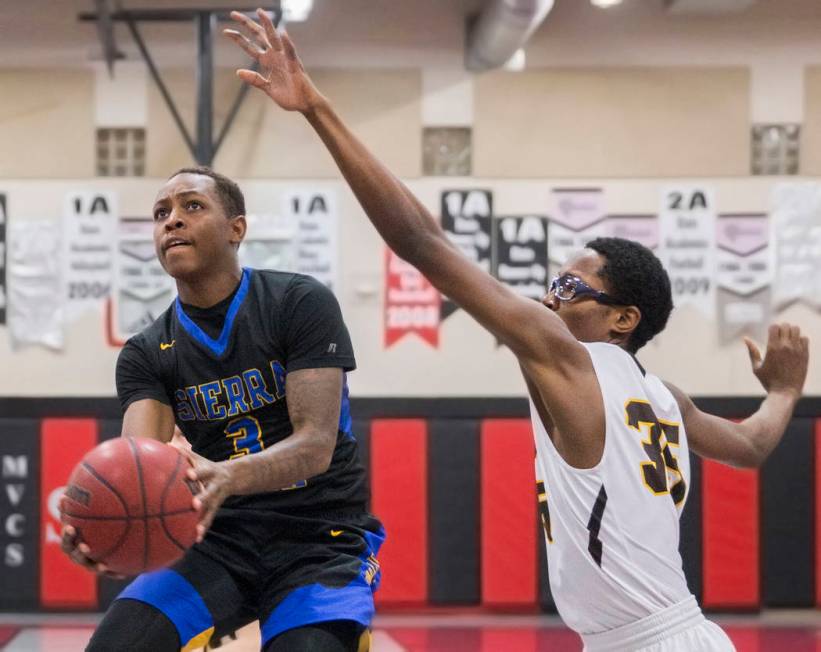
160, 340, 175, 350
330, 529, 344, 537
328, 343, 337, 353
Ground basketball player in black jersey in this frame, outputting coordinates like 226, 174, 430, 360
61, 167, 383, 650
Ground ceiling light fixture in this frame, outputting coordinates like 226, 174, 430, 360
590, 0, 624, 8
282, 0, 314, 22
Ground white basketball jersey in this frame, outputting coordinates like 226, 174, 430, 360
532, 342, 694, 635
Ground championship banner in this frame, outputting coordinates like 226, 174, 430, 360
240, 212, 297, 274
384, 248, 440, 348
659, 186, 716, 318
109, 216, 175, 346
770, 183, 821, 310
7, 219, 64, 350
716, 214, 771, 344
0, 420, 40, 610
0, 194, 6, 325
493, 215, 549, 300
548, 188, 608, 266
62, 191, 115, 321
441, 189, 493, 319
606, 214, 659, 249
283, 190, 338, 291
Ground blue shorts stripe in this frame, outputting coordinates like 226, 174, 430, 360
117, 568, 213, 647
260, 526, 386, 645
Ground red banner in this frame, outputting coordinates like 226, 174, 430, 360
40, 419, 99, 608
384, 248, 440, 348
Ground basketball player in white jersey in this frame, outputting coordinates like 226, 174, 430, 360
225, 11, 810, 651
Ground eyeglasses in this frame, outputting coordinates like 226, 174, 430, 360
547, 274, 624, 306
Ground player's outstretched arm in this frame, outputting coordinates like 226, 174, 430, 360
223, 10, 584, 369
666, 324, 809, 468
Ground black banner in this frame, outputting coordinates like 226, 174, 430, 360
440, 190, 493, 320
0, 419, 40, 610
493, 215, 548, 300
0, 193, 6, 324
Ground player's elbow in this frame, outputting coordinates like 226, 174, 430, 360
303, 429, 336, 476
730, 439, 769, 469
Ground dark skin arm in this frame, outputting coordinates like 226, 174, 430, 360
224, 10, 604, 467
667, 324, 809, 468
60, 399, 175, 576
185, 367, 342, 540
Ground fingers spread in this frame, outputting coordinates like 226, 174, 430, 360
237, 69, 268, 88
257, 8, 282, 51
768, 323, 781, 346
230, 10, 267, 41
281, 30, 300, 64
224, 30, 262, 60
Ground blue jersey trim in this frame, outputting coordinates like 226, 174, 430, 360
117, 568, 213, 647
175, 267, 251, 357
260, 525, 386, 644
339, 374, 353, 438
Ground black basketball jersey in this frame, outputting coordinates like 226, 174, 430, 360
116, 268, 368, 515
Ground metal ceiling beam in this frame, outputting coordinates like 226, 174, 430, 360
664, 0, 759, 14
79, 5, 282, 166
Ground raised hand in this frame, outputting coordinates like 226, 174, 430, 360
744, 323, 809, 399
224, 8, 323, 113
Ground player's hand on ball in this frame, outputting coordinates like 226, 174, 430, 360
744, 323, 809, 399
183, 450, 233, 542
59, 519, 125, 579
224, 8, 323, 113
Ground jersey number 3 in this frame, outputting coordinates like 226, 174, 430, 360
625, 400, 686, 506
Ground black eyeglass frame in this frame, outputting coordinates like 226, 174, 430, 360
547, 274, 625, 306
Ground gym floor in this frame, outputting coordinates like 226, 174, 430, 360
0, 611, 819, 651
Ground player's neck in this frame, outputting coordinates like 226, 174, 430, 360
176, 265, 243, 308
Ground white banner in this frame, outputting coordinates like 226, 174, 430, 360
240, 212, 297, 274
770, 183, 821, 310
8, 220, 64, 350
62, 191, 115, 321
111, 217, 174, 344
0, 194, 6, 325
715, 214, 771, 343
548, 188, 608, 265
659, 186, 716, 318
283, 190, 338, 291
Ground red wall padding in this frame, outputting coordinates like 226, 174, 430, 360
481, 419, 537, 606
40, 419, 99, 608
370, 419, 428, 605
701, 460, 760, 608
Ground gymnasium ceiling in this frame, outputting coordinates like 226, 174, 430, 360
1, 0, 821, 69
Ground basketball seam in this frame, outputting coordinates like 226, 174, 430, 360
60, 507, 197, 520
80, 461, 131, 517
158, 451, 192, 552
78, 461, 133, 566
127, 437, 150, 573
87, 519, 133, 565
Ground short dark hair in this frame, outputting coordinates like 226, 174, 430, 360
585, 237, 673, 353
169, 166, 245, 219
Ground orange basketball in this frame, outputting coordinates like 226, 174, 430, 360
60, 437, 199, 576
